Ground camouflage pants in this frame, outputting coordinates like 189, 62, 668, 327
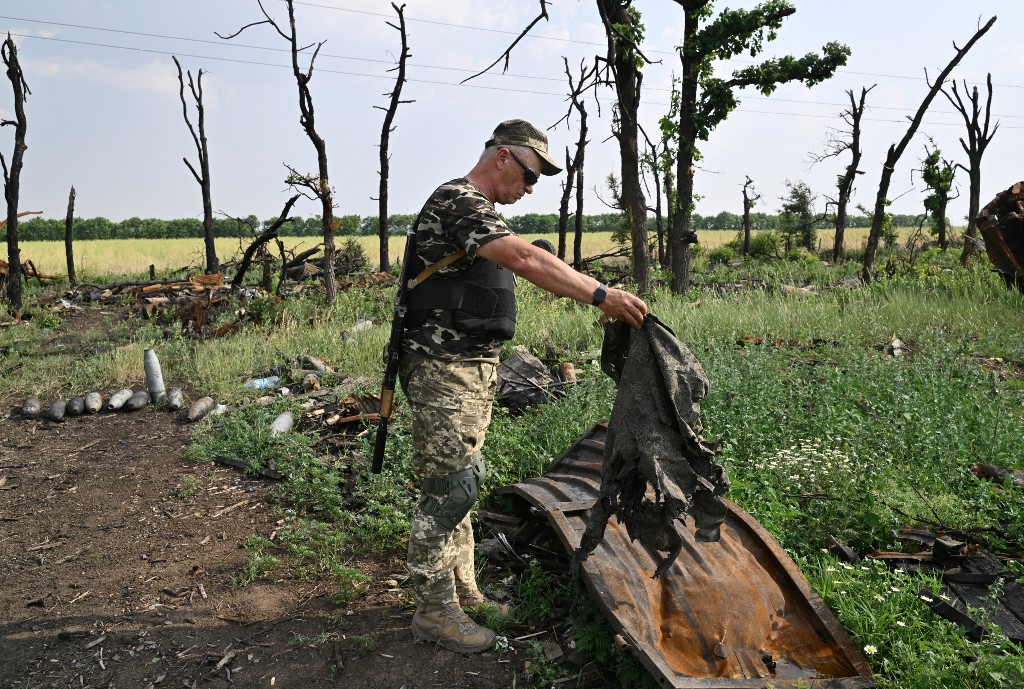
399, 350, 497, 606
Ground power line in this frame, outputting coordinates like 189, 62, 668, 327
7, 9, 1023, 93
3, 30, 1022, 131
287, 1, 1024, 90
4, 14, 1022, 122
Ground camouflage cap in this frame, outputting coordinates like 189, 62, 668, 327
485, 119, 563, 176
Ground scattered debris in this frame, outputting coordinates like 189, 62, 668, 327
488, 422, 874, 687
269, 410, 294, 437
871, 525, 1024, 645
885, 338, 905, 357
976, 180, 1024, 293
972, 463, 1024, 489
495, 348, 578, 413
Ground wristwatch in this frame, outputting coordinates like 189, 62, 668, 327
591, 283, 608, 306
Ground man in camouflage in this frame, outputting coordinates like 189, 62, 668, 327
400, 119, 648, 653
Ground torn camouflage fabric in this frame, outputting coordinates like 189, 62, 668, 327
575, 314, 730, 579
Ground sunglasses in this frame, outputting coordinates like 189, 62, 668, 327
506, 148, 539, 186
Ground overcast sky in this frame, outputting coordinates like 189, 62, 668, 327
1, 1, 1021, 226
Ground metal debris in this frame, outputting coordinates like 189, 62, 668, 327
490, 422, 874, 687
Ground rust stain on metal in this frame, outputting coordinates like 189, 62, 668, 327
495, 423, 874, 688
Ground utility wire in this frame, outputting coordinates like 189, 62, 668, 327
3, 15, 1021, 121
286, 1, 1024, 90
3, 30, 1021, 130
5, 10, 1022, 92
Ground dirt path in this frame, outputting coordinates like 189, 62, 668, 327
0, 405, 522, 689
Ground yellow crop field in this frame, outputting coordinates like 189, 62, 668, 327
18, 227, 926, 277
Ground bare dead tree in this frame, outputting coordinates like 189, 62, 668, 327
861, 16, 995, 282
172, 56, 218, 275
639, 124, 665, 267
64, 186, 76, 286
741, 176, 761, 257
556, 147, 576, 262
375, 3, 413, 275
460, 1, 550, 84
943, 73, 999, 266
1, 34, 30, 310
230, 194, 301, 288
596, 0, 657, 293
218, 0, 338, 304
810, 85, 873, 262
553, 58, 597, 269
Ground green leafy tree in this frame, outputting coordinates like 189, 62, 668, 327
778, 180, 817, 252
663, 0, 849, 292
919, 137, 957, 251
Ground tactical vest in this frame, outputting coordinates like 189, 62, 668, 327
406, 252, 517, 341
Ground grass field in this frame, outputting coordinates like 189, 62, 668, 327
4, 241, 1015, 688
18, 227, 930, 278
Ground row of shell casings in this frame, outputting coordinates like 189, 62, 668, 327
21, 387, 185, 422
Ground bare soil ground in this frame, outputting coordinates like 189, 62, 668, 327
0, 308, 528, 689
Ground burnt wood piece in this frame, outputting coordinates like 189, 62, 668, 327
975, 182, 1024, 292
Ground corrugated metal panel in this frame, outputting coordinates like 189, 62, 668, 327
495, 422, 874, 688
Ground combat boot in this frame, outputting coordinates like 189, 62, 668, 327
412, 601, 496, 653
459, 589, 510, 616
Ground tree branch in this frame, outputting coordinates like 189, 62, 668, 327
460, 0, 549, 84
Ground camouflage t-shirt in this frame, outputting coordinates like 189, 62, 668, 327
401, 177, 514, 361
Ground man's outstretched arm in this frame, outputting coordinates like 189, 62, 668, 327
475, 234, 648, 329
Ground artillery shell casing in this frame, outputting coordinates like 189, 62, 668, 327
124, 390, 150, 411
48, 399, 66, 422
187, 396, 215, 422
66, 396, 86, 416
84, 392, 103, 413
301, 355, 334, 373
107, 388, 134, 410
166, 388, 184, 411
143, 349, 167, 404
22, 396, 41, 419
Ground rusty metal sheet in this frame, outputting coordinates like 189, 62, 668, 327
495, 422, 874, 688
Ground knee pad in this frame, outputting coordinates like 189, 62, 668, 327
419, 466, 481, 532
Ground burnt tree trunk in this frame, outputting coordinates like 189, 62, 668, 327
376, 3, 412, 275
557, 147, 576, 262
669, 11, 700, 294
231, 194, 301, 288
741, 176, 759, 257
2, 35, 30, 310
944, 74, 999, 266
598, 0, 649, 293
935, 193, 949, 250
662, 166, 674, 269
833, 86, 871, 263
173, 56, 218, 275
862, 17, 995, 281
64, 185, 76, 286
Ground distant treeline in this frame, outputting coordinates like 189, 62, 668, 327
9, 210, 926, 241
